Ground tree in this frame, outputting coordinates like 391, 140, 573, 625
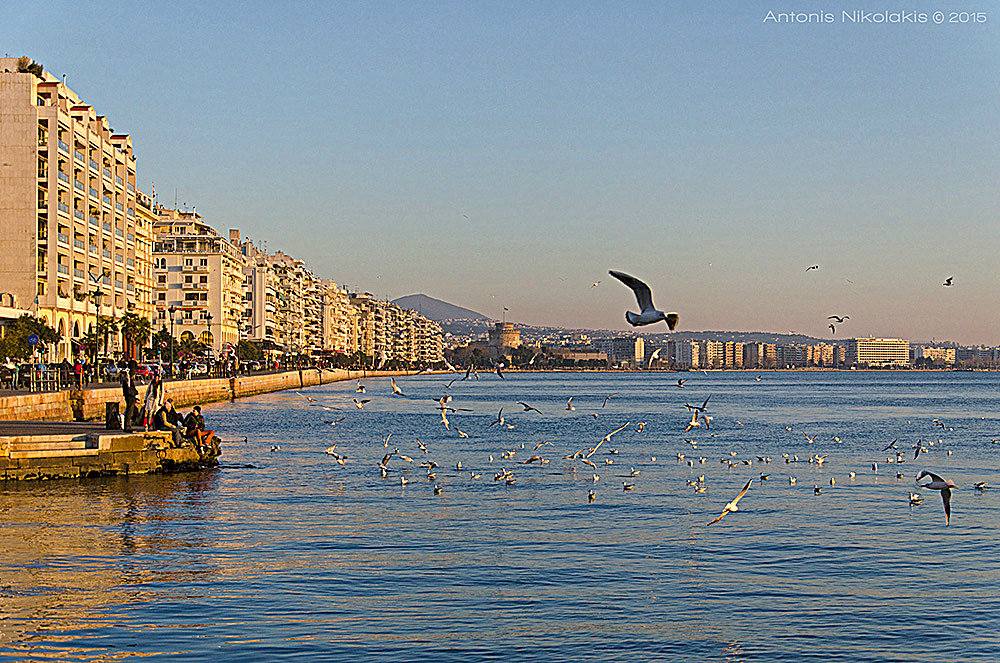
96, 315, 118, 358
119, 312, 151, 359
178, 337, 208, 359
151, 326, 177, 360
15, 57, 44, 79
236, 340, 261, 361
0, 314, 60, 360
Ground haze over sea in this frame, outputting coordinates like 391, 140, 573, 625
2, 371, 998, 662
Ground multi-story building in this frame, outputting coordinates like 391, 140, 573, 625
152, 208, 245, 353
743, 343, 777, 369
846, 338, 910, 368
319, 280, 358, 356
807, 343, 837, 367
664, 340, 699, 368
911, 346, 956, 366
1, 57, 149, 359
776, 344, 809, 367
597, 336, 644, 367
348, 293, 443, 365
547, 346, 608, 363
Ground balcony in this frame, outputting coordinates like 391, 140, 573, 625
57, 233, 69, 245
74, 268, 85, 279
57, 264, 69, 275
115, 201, 123, 212
115, 175, 124, 186
103, 167, 111, 179
89, 187, 99, 199
89, 215, 100, 227
74, 150, 86, 163
103, 222, 111, 232
74, 180, 84, 192
102, 195, 111, 206
127, 183, 134, 193
74, 238, 85, 250
58, 171, 69, 184
90, 159, 100, 172
115, 254, 123, 263
89, 245, 98, 255
74, 209, 84, 220
103, 249, 112, 259
57, 140, 69, 153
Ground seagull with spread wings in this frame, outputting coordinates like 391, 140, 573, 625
917, 470, 957, 524
608, 270, 679, 329
707, 478, 754, 526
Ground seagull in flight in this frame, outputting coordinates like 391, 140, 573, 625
566, 397, 575, 411
943, 276, 953, 286
828, 315, 850, 323
829, 323, 836, 334
602, 393, 617, 408
917, 470, 957, 524
517, 401, 542, 414
488, 408, 505, 428
707, 478, 753, 526
352, 398, 370, 409
609, 270, 678, 329
677, 379, 686, 388
684, 394, 712, 413
806, 265, 819, 271
591, 281, 601, 288
390, 378, 404, 396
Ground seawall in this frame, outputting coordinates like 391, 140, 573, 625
0, 369, 426, 422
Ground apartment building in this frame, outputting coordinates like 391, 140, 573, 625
1, 57, 148, 359
846, 338, 910, 368
911, 346, 956, 366
152, 208, 245, 352
597, 336, 644, 367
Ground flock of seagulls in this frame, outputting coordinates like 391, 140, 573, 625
283, 361, 991, 528
269, 270, 987, 527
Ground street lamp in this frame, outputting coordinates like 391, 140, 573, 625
89, 288, 105, 360
168, 305, 177, 377
205, 312, 213, 350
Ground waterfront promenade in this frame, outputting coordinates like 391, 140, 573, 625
0, 368, 434, 423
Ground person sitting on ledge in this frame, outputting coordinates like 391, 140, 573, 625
154, 398, 184, 447
183, 405, 215, 452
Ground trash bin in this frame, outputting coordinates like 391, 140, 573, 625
105, 402, 121, 430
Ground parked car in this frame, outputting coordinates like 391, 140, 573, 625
103, 363, 121, 378
135, 364, 157, 380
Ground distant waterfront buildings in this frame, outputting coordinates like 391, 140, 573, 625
911, 346, 956, 366
597, 336, 644, 367
846, 338, 910, 368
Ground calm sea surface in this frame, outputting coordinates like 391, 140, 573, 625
2, 371, 999, 662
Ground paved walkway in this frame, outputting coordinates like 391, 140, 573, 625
0, 421, 109, 437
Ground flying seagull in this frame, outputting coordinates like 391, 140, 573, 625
566, 397, 575, 411
390, 378, 404, 396
917, 470, 957, 524
516, 401, 542, 414
602, 393, 618, 408
829, 323, 836, 334
488, 408, 505, 428
707, 478, 753, 526
677, 379, 686, 388
608, 270, 678, 329
828, 315, 849, 323
806, 265, 819, 271
943, 277, 953, 286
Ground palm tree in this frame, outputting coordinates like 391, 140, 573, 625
119, 312, 152, 359
96, 315, 118, 359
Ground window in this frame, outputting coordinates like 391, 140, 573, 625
200, 258, 208, 266
184, 258, 192, 266
200, 275, 208, 283
184, 275, 192, 283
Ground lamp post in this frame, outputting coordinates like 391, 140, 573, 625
205, 312, 213, 374
168, 305, 177, 377
89, 288, 105, 360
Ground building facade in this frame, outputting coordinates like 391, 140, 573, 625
1, 58, 149, 359
847, 338, 910, 368
152, 209, 245, 353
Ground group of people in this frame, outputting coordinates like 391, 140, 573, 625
118, 359, 214, 452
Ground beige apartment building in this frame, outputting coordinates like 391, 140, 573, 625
1, 57, 150, 359
350, 293, 443, 365
320, 280, 358, 356
153, 209, 245, 353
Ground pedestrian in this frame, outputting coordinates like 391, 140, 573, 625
74, 357, 84, 390
142, 374, 164, 431
120, 366, 138, 433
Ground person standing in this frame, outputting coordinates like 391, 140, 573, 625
120, 366, 138, 433
142, 374, 164, 431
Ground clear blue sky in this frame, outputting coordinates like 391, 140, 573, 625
4, 2, 998, 343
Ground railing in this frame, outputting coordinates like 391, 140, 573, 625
115, 228, 123, 237
58, 140, 69, 153
103, 222, 111, 232
127, 208, 134, 217
74, 209, 84, 220
57, 233, 69, 244
126, 283, 134, 291
102, 195, 111, 205
115, 175, 124, 186
115, 254, 123, 263
74, 180, 84, 191
126, 233, 134, 243
103, 167, 111, 179
115, 202, 123, 211
89, 187, 99, 199
103, 249, 111, 258
90, 159, 100, 172
127, 183, 134, 192
74, 239, 84, 250
57, 264, 69, 274
89, 245, 98, 255
58, 171, 69, 183
89, 215, 100, 226
74, 150, 86, 162
115, 280, 123, 289
74, 268, 84, 279
38, 136, 48, 147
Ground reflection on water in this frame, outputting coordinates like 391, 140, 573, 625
1, 372, 999, 661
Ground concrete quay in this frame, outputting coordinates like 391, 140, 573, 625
0, 368, 428, 423
0, 421, 221, 481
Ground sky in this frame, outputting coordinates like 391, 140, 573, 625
4, 2, 999, 343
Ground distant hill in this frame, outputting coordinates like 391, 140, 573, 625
392, 294, 490, 321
